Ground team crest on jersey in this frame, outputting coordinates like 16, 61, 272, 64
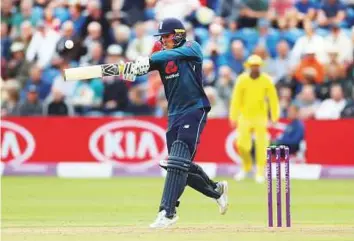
165, 61, 180, 79
165, 61, 178, 74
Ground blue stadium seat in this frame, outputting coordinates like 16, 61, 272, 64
281, 28, 305, 48
266, 29, 281, 58
316, 28, 329, 37
194, 27, 209, 46
54, 7, 70, 23
229, 28, 258, 52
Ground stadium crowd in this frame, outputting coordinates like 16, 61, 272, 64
1, 0, 354, 119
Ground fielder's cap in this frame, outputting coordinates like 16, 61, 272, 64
154, 18, 185, 36
28, 84, 38, 93
107, 44, 123, 56
244, 55, 264, 67
10, 42, 25, 52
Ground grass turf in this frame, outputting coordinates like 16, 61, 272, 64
2, 177, 354, 241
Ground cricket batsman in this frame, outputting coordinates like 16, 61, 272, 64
121, 18, 228, 228
229, 55, 280, 183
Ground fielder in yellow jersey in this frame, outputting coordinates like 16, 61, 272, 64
229, 55, 280, 183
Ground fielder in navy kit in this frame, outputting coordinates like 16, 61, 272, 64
124, 18, 229, 228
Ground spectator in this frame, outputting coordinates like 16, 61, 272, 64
216, 0, 244, 29
204, 86, 228, 118
113, 24, 131, 54
16, 85, 44, 116
255, 19, 279, 58
253, 45, 277, 79
11, 0, 42, 38
51, 60, 77, 99
294, 46, 325, 84
294, 0, 319, 24
105, 44, 125, 63
81, 0, 111, 48
7, 42, 31, 85
126, 22, 155, 61
315, 84, 346, 119
1, 79, 20, 116
1, 23, 11, 61
154, 0, 200, 21
19, 20, 34, 50
26, 21, 60, 68
56, 21, 85, 62
274, 104, 304, 154
69, 2, 86, 36
120, 0, 147, 25
202, 59, 217, 86
125, 84, 154, 116
274, 40, 292, 84
317, 0, 346, 28
318, 64, 350, 100
324, 45, 346, 78
279, 85, 293, 117
43, 6, 60, 31
215, 66, 235, 109
293, 84, 321, 119
22, 65, 51, 101
226, 40, 247, 75
238, 0, 269, 28
71, 78, 104, 115
1, 0, 13, 25
324, 23, 353, 64
82, 21, 104, 54
203, 23, 228, 57
80, 41, 105, 66
268, 0, 297, 28
44, 89, 75, 116
290, 20, 326, 65
101, 45, 129, 115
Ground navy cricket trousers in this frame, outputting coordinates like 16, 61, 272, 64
166, 108, 209, 160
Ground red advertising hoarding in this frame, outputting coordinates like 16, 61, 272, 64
1, 117, 354, 166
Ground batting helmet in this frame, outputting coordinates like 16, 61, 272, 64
154, 18, 186, 47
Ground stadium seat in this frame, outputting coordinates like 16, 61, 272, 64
194, 27, 209, 46
316, 28, 329, 37
281, 28, 304, 48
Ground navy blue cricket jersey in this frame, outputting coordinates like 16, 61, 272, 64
149, 40, 211, 116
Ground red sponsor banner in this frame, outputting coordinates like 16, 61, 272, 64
1, 117, 354, 166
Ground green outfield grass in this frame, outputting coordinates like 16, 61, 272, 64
2, 177, 354, 241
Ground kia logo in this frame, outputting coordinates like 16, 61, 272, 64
0, 120, 35, 166
89, 120, 168, 170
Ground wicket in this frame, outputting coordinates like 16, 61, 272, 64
266, 145, 291, 227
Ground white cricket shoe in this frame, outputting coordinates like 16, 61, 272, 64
255, 174, 265, 184
233, 169, 247, 181
215, 181, 229, 215
149, 210, 179, 229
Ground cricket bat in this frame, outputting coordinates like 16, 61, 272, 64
64, 63, 127, 81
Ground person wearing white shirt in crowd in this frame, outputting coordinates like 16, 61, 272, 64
324, 23, 353, 65
290, 19, 326, 66
126, 22, 154, 61
26, 21, 60, 68
315, 84, 347, 120
154, 0, 200, 21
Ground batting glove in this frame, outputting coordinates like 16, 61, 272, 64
121, 61, 136, 82
135, 56, 150, 75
